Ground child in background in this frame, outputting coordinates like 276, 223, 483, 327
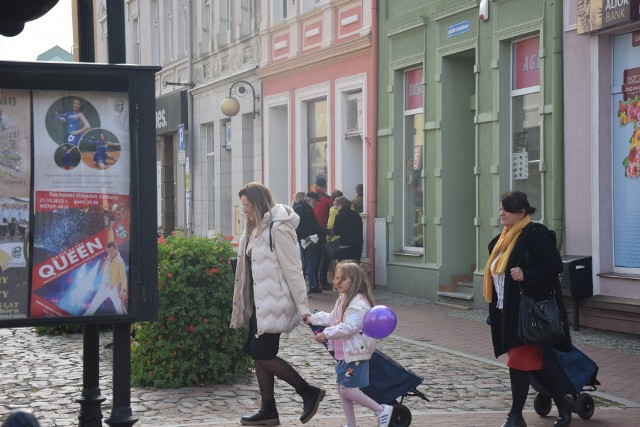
304, 261, 393, 427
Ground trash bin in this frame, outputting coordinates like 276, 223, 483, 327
560, 256, 593, 331
560, 256, 593, 298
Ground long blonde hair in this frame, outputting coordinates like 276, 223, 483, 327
335, 261, 375, 321
238, 182, 275, 235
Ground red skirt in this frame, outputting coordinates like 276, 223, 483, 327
506, 344, 543, 371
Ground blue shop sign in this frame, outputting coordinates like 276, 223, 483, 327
447, 20, 470, 38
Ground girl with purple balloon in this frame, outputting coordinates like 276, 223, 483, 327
304, 261, 393, 427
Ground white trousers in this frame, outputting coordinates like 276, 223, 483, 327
84, 284, 124, 315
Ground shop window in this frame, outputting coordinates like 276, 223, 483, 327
612, 32, 640, 270
307, 99, 328, 185
403, 68, 424, 250
511, 36, 541, 220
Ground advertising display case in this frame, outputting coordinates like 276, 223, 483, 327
0, 60, 159, 327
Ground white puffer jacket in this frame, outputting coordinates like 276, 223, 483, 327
309, 293, 376, 363
230, 204, 310, 336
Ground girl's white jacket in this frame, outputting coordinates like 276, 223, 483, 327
309, 293, 376, 363
230, 203, 310, 336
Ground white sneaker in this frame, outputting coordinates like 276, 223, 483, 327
376, 404, 393, 427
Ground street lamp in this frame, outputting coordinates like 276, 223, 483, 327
221, 80, 259, 118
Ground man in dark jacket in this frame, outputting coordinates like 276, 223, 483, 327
294, 192, 321, 294
331, 196, 363, 263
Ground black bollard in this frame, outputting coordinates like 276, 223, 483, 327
104, 323, 137, 427
76, 324, 105, 427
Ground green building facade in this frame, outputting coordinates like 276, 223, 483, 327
377, 0, 564, 307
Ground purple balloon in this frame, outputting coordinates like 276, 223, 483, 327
362, 305, 397, 339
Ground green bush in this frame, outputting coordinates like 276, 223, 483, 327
35, 323, 112, 336
131, 232, 251, 388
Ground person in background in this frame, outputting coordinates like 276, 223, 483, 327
331, 197, 363, 263
312, 176, 334, 291
305, 261, 393, 427
484, 191, 572, 427
292, 191, 322, 295
351, 184, 363, 214
231, 182, 325, 426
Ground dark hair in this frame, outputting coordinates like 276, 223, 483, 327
106, 241, 117, 249
334, 196, 351, 207
330, 190, 343, 199
500, 191, 536, 215
1, 409, 41, 427
355, 184, 363, 195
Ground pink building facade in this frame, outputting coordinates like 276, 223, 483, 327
258, 0, 378, 280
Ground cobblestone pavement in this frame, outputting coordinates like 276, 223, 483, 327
1, 289, 639, 426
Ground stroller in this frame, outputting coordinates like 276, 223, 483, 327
309, 324, 429, 427
530, 345, 600, 420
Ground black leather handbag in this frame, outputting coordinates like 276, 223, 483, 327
518, 282, 566, 346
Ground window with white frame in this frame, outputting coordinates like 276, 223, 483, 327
204, 123, 215, 230
240, 0, 253, 37
301, 0, 322, 14
403, 68, 424, 250
307, 99, 328, 185
177, 0, 186, 57
218, 0, 230, 46
511, 36, 541, 220
272, 0, 288, 25
163, 0, 173, 63
151, 0, 160, 65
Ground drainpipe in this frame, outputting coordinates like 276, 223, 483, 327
551, 0, 564, 251
367, 0, 378, 286
186, 0, 194, 235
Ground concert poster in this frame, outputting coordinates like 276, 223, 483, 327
0, 89, 31, 320
30, 90, 132, 317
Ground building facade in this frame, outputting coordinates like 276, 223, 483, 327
95, 0, 262, 238
377, 0, 564, 305
258, 0, 377, 278
563, 0, 640, 334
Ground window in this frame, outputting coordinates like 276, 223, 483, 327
219, 0, 230, 46
240, 0, 253, 37
204, 124, 215, 230
272, 0, 288, 25
131, 16, 140, 64
178, 0, 186, 57
301, 0, 322, 14
163, 0, 173, 63
151, 0, 160, 64
612, 32, 640, 270
511, 37, 541, 220
307, 99, 328, 185
403, 68, 424, 249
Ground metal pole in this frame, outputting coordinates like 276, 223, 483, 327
104, 2, 137, 426
75, 2, 105, 426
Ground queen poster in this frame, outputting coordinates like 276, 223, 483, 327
0, 89, 31, 320
30, 90, 131, 317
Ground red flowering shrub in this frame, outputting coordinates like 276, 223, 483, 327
131, 232, 250, 387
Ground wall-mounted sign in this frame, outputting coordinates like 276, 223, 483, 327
513, 37, 540, 90
405, 68, 424, 111
577, 0, 640, 35
447, 20, 470, 38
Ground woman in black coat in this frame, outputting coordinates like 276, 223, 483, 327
484, 191, 572, 427
331, 196, 363, 263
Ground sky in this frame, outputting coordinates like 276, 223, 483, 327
0, 0, 73, 61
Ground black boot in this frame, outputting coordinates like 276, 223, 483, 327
501, 413, 527, 427
240, 398, 280, 426
554, 396, 573, 427
299, 385, 326, 424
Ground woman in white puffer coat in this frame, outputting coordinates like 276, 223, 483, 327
230, 182, 325, 426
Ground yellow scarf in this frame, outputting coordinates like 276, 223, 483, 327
483, 216, 531, 302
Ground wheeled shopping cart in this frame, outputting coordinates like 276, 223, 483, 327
530, 345, 600, 420
309, 324, 429, 427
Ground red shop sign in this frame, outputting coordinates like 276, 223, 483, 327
513, 37, 540, 90
405, 68, 424, 111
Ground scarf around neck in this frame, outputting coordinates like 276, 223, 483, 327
483, 216, 531, 302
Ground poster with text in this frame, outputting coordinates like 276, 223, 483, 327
613, 33, 640, 269
0, 89, 31, 319
30, 90, 131, 317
